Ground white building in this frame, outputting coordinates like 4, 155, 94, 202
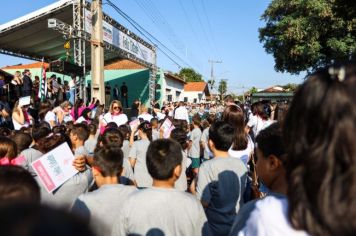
161, 72, 186, 102
182, 82, 210, 103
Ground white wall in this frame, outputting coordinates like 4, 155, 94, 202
182, 91, 206, 103
162, 76, 185, 102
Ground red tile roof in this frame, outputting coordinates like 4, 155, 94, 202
2, 62, 49, 69
184, 82, 207, 92
104, 59, 147, 70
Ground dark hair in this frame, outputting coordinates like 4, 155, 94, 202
0, 127, 11, 137
98, 128, 124, 149
209, 121, 235, 151
206, 113, 216, 125
0, 204, 95, 236
38, 100, 53, 121
192, 114, 201, 126
283, 63, 356, 236
93, 146, 124, 177
12, 132, 32, 153
71, 123, 89, 142
0, 166, 40, 205
73, 98, 83, 120
118, 125, 130, 140
170, 128, 188, 150
0, 136, 17, 159
81, 108, 91, 120
146, 139, 182, 180
88, 123, 97, 135
138, 121, 152, 141
255, 102, 269, 120
255, 122, 285, 161
222, 105, 247, 150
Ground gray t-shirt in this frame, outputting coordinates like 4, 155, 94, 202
121, 140, 130, 161
84, 138, 97, 155
201, 127, 210, 160
188, 127, 202, 158
71, 184, 137, 236
129, 139, 152, 187
21, 147, 43, 176
152, 129, 160, 141
196, 157, 247, 236
39, 146, 93, 209
174, 150, 188, 191
112, 187, 209, 236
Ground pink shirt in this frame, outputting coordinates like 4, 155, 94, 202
0, 156, 25, 166
70, 103, 95, 120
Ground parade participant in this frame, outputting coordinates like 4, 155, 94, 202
188, 114, 202, 174
170, 128, 188, 191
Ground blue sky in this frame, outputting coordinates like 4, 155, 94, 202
0, 0, 305, 94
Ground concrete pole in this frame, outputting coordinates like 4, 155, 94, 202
91, 0, 105, 105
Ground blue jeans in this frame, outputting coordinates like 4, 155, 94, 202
69, 89, 75, 105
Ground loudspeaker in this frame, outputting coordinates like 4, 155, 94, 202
49, 60, 84, 76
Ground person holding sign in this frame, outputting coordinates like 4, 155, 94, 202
12, 100, 33, 130
71, 146, 137, 236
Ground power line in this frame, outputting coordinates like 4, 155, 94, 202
106, 0, 191, 69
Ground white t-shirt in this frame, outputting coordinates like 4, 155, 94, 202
103, 112, 128, 127
76, 116, 86, 124
138, 112, 153, 122
238, 196, 308, 236
174, 106, 189, 123
45, 111, 56, 127
247, 115, 275, 137
228, 135, 254, 166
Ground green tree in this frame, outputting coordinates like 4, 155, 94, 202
259, 0, 356, 74
281, 83, 299, 92
218, 80, 228, 101
249, 87, 258, 94
178, 68, 203, 82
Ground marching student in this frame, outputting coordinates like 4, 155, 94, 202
112, 139, 208, 235
71, 146, 137, 236
188, 114, 202, 175
193, 121, 247, 236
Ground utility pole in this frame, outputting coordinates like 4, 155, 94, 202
91, 0, 105, 105
208, 59, 222, 90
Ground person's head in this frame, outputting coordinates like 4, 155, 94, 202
255, 122, 285, 190
57, 77, 62, 84
88, 123, 97, 136
60, 101, 72, 112
14, 71, 21, 78
92, 146, 123, 187
24, 69, 30, 76
0, 204, 94, 236
39, 100, 53, 120
146, 139, 183, 182
222, 105, 247, 151
70, 123, 89, 145
0, 166, 40, 205
150, 118, 158, 129
137, 121, 152, 141
206, 113, 216, 125
283, 63, 356, 236
118, 125, 130, 140
109, 100, 123, 114
12, 132, 33, 153
208, 121, 235, 153
0, 136, 17, 159
224, 94, 235, 105
255, 102, 269, 120
192, 113, 201, 127
139, 104, 148, 114
170, 128, 188, 150
34, 75, 40, 81
32, 124, 51, 143
98, 128, 124, 149
80, 108, 92, 121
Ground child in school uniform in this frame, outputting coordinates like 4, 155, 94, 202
150, 118, 160, 141
112, 139, 208, 236
84, 123, 98, 155
129, 121, 152, 188
188, 114, 202, 175
71, 146, 137, 236
70, 123, 90, 156
193, 121, 247, 236
118, 125, 131, 161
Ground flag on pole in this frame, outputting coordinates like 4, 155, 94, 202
38, 59, 47, 100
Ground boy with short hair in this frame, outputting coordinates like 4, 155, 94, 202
189, 114, 202, 174
72, 146, 137, 236
194, 121, 247, 236
70, 123, 90, 156
112, 139, 208, 236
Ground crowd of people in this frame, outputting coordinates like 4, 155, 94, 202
0, 62, 354, 236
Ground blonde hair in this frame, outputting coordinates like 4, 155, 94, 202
139, 104, 148, 114
109, 100, 123, 113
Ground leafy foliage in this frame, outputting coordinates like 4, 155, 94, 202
218, 80, 228, 101
259, 0, 356, 74
178, 68, 203, 82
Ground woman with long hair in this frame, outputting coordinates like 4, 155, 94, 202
70, 98, 96, 121
239, 63, 356, 236
53, 101, 73, 124
38, 100, 56, 128
102, 100, 128, 127
12, 100, 33, 130
222, 105, 254, 166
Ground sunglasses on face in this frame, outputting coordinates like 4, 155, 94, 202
113, 106, 120, 110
